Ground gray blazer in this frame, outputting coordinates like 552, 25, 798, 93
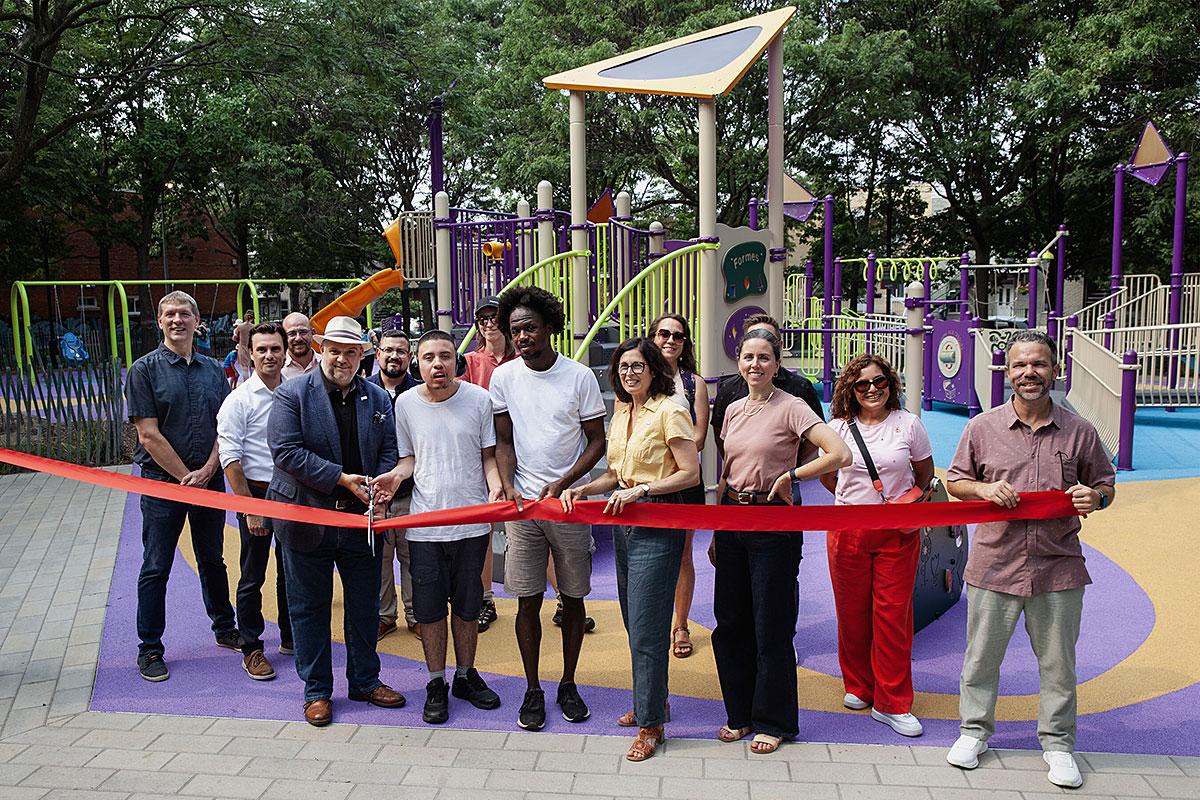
267, 369, 398, 551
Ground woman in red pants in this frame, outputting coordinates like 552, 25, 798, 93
820, 354, 933, 738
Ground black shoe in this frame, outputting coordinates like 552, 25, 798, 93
552, 601, 563, 627
278, 641, 295, 656
452, 668, 501, 710
517, 688, 546, 731
584, 616, 596, 633
423, 678, 449, 725
137, 652, 169, 682
557, 681, 590, 723
477, 600, 498, 633
215, 630, 242, 651
551, 601, 595, 633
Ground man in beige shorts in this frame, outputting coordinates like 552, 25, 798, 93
490, 287, 606, 732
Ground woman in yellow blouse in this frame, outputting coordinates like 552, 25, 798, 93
560, 338, 699, 762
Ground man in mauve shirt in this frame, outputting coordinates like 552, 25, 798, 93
944, 331, 1115, 790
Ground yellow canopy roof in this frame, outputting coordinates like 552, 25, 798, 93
543, 6, 796, 99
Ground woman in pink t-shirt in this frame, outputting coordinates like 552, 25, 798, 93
711, 330, 850, 754
819, 354, 934, 739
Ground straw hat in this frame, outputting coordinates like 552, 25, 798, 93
313, 316, 373, 353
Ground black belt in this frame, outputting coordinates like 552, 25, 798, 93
722, 486, 774, 505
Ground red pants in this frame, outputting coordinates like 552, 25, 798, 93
826, 528, 920, 714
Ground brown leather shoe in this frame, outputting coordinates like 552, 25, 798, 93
304, 698, 332, 727
348, 683, 406, 708
242, 650, 276, 681
407, 622, 422, 640
378, 619, 398, 641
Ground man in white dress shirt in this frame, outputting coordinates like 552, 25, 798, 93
281, 312, 321, 380
217, 321, 294, 680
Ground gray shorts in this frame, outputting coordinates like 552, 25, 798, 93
503, 519, 594, 599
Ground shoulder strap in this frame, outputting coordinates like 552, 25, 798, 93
681, 370, 697, 424
847, 420, 887, 502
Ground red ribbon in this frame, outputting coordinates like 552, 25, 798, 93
0, 447, 1078, 532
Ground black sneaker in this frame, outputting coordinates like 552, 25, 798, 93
584, 615, 596, 633
557, 681, 590, 723
517, 688, 546, 731
477, 600, 498, 633
551, 601, 595, 632
215, 630, 241, 651
552, 601, 563, 626
452, 668, 501, 710
423, 677, 449, 725
137, 652, 169, 682
278, 641, 295, 656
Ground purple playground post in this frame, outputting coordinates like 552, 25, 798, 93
749, 197, 759, 231
1064, 314, 1078, 394
1117, 349, 1138, 470
1168, 153, 1188, 389
866, 252, 877, 316
1027, 250, 1039, 329
1050, 224, 1067, 344
822, 195, 834, 401
804, 258, 814, 312
1111, 164, 1125, 293
1103, 312, 1115, 352
959, 253, 970, 317
922, 259, 932, 316
990, 348, 1006, 409
833, 257, 843, 317
922, 313, 934, 411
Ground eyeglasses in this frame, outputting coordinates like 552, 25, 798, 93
285, 329, 312, 338
617, 362, 647, 375
476, 315, 498, 327
655, 329, 687, 342
378, 346, 409, 356
852, 375, 890, 393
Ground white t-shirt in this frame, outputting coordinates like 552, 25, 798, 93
830, 409, 933, 505
395, 381, 496, 542
489, 354, 606, 499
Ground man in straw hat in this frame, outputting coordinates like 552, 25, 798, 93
267, 315, 405, 726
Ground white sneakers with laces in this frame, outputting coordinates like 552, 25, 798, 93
870, 708, 923, 737
946, 734, 988, 769
1043, 751, 1083, 788
842, 692, 869, 710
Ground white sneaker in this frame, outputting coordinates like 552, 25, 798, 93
870, 708, 924, 737
1043, 751, 1083, 788
946, 734, 988, 769
843, 693, 869, 710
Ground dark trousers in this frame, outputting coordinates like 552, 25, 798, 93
711, 504, 804, 738
137, 470, 235, 657
236, 483, 293, 656
281, 526, 383, 702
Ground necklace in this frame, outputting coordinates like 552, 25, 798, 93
742, 390, 775, 418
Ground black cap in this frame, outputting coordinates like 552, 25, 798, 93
475, 296, 500, 315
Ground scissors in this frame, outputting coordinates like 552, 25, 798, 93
366, 478, 376, 556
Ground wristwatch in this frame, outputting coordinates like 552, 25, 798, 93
640, 484, 652, 497
1097, 489, 1110, 510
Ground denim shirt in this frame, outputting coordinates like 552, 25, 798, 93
125, 344, 230, 474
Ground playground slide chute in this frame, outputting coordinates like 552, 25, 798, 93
310, 268, 405, 345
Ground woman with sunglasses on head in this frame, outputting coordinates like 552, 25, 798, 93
712, 329, 851, 754
559, 338, 699, 762
818, 354, 934, 738
649, 314, 707, 661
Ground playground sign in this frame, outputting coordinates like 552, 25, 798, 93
716, 222, 773, 370
1128, 121, 1173, 187
928, 318, 976, 407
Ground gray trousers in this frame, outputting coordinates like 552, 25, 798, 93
959, 584, 1084, 752
379, 496, 415, 627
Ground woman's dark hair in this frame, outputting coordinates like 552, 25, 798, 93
830, 353, 902, 420
648, 313, 697, 374
496, 286, 565, 337
608, 337, 675, 403
735, 328, 781, 362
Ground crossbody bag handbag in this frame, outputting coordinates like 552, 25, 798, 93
846, 419, 931, 504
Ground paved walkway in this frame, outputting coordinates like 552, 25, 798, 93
2, 471, 1200, 800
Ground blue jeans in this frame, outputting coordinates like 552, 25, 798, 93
137, 470, 235, 657
281, 526, 383, 702
612, 497, 685, 728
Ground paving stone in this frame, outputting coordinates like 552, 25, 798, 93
787, 761, 882, 784
63, 713, 145, 731
9, 744, 102, 766
146, 732, 232, 754
426, 729, 509, 749
1143, 775, 1200, 798
38, 789, 128, 800
485, 768, 575, 794
96, 768, 191, 794
0, 741, 28, 761
346, 725, 429, 747
347, 784, 437, 800
701, 757, 790, 782
453, 747, 538, 770
220, 736, 306, 760
402, 765, 491, 788
499, 732, 583, 752
614, 753, 695, 777
536, 751, 621, 773
239, 756, 329, 781
131, 716, 216, 735
261, 778, 353, 800
1174, 757, 1200, 778
1080, 751, 1184, 774
581, 734, 637, 755
0, 762, 39, 784
374, 744, 458, 766
830, 743, 920, 765
926, 789, 1022, 800
180, 773, 273, 799
750, 782, 839, 800
296, 740, 381, 763
838, 787, 932, 800
17, 765, 115, 790
275, 722, 358, 743
659, 776, 751, 800
993, 748, 1064, 771
85, 747, 176, 771
876, 764, 971, 787
205, 719, 284, 738
160, 751, 251, 775
319, 761, 409, 784
568, 773, 659, 796
75, 729, 160, 750
0, 787, 49, 799
1, 727, 88, 746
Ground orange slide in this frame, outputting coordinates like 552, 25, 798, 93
310, 268, 405, 347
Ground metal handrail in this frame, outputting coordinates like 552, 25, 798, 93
572, 242, 719, 362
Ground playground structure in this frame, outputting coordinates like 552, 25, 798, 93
5, 10, 1196, 471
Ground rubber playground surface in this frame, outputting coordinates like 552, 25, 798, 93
91, 404, 1200, 756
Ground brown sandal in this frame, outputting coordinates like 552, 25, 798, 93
617, 701, 670, 728
718, 725, 752, 743
672, 626, 693, 658
750, 733, 782, 754
626, 726, 664, 762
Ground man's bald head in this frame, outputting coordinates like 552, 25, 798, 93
282, 312, 314, 360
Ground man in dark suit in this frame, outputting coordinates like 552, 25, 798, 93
268, 315, 404, 726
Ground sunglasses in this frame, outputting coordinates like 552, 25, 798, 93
655, 329, 687, 342
852, 375, 890, 393
476, 315, 498, 327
